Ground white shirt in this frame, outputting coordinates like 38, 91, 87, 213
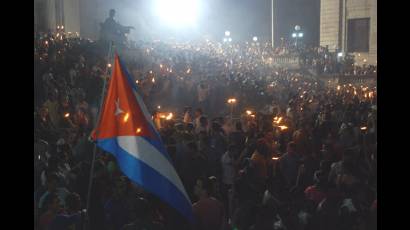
221, 152, 235, 185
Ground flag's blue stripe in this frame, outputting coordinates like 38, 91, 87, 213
97, 137, 194, 223
117, 56, 171, 162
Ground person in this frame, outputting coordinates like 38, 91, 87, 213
304, 171, 328, 206
278, 142, 302, 190
250, 139, 269, 185
104, 177, 130, 230
39, 193, 60, 230
221, 145, 236, 218
194, 108, 206, 134
122, 197, 164, 230
183, 107, 193, 124
38, 173, 70, 212
49, 193, 83, 230
192, 177, 226, 230
228, 122, 246, 156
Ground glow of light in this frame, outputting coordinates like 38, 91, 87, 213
160, 64, 163, 68
154, 0, 199, 28
157, 105, 161, 109
136, 128, 142, 133
64, 113, 70, 118
225, 31, 230, 36
149, 70, 153, 74
278, 125, 288, 131
337, 86, 341, 91
272, 157, 279, 160
227, 98, 237, 104
107, 63, 112, 68
246, 110, 252, 115
136, 80, 139, 84
166, 113, 173, 120
292, 33, 297, 38
298, 33, 303, 38
252, 36, 258, 42
61, 26, 64, 29
250, 115, 255, 118
186, 68, 191, 74
45, 41, 48, 45
123, 113, 130, 122
228, 38, 232, 42
275, 117, 283, 124
38, 155, 41, 160
152, 78, 155, 83
309, 99, 313, 103
360, 126, 367, 130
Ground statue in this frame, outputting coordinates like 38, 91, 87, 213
100, 9, 135, 45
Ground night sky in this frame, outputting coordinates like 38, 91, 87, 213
113, 0, 320, 45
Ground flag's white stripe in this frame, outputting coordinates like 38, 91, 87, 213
117, 136, 190, 201
133, 91, 157, 129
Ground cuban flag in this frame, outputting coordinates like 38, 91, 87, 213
91, 54, 193, 222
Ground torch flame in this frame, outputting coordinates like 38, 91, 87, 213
227, 98, 237, 104
166, 113, 173, 120
123, 113, 130, 122
278, 125, 288, 131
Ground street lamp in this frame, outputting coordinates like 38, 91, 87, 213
292, 25, 302, 48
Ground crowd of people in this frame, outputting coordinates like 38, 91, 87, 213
34, 29, 377, 230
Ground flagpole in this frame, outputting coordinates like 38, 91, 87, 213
84, 41, 114, 230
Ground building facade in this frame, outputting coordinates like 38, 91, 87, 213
34, 0, 81, 35
320, 0, 376, 65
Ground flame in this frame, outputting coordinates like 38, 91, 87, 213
246, 110, 252, 115
272, 157, 279, 160
360, 126, 367, 130
250, 115, 256, 118
166, 113, 173, 120
136, 128, 142, 133
337, 86, 341, 91
64, 113, 70, 118
123, 113, 130, 122
278, 125, 288, 131
227, 98, 237, 104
